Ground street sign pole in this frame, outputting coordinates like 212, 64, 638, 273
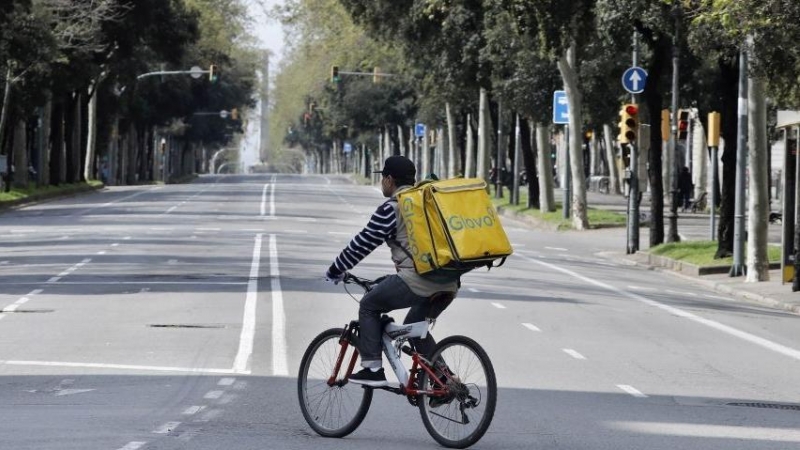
553, 91, 570, 219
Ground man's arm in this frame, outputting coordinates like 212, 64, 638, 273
327, 201, 396, 276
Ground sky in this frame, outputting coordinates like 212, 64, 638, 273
246, 0, 285, 64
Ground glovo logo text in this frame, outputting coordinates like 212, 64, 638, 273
447, 207, 496, 232
401, 197, 432, 265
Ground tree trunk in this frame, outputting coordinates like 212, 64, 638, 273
642, 36, 669, 246
746, 74, 770, 281
536, 122, 555, 212
50, 100, 65, 185
84, 89, 98, 181
465, 113, 475, 177
12, 119, 27, 188
0, 68, 11, 157
40, 92, 52, 186
603, 124, 621, 194
716, 58, 740, 258
446, 102, 458, 178
557, 44, 589, 229
477, 88, 492, 182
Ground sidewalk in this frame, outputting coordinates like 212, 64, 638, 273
507, 188, 800, 316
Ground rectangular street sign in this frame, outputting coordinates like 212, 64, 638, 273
553, 91, 569, 124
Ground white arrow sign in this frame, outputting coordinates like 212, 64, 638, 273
628, 71, 642, 92
622, 67, 648, 94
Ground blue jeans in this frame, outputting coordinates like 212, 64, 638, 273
357, 275, 449, 368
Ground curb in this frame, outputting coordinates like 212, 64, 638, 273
606, 251, 800, 316
495, 206, 560, 231
0, 183, 105, 212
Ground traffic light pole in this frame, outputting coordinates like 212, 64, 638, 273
627, 142, 640, 254
666, 10, 681, 243
563, 124, 571, 219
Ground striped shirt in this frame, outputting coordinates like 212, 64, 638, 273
330, 201, 397, 274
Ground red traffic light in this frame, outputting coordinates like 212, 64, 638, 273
678, 121, 688, 131
625, 105, 638, 115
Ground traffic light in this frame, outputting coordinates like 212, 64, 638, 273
209, 64, 218, 83
230, 108, 238, 121
678, 109, 690, 140
617, 103, 638, 144
707, 112, 721, 147
661, 109, 670, 142
331, 65, 340, 83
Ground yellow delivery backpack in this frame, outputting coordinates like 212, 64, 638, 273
395, 178, 513, 281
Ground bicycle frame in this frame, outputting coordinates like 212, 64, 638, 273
326, 319, 450, 398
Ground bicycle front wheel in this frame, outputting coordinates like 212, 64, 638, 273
298, 328, 373, 438
418, 335, 497, 448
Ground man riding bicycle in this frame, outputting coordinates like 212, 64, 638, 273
325, 155, 459, 387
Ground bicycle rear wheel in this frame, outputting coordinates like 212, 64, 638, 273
418, 335, 497, 448
298, 328, 372, 438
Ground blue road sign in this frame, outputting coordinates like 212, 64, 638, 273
343, 142, 352, 153
622, 67, 648, 94
553, 91, 569, 124
415, 122, 426, 137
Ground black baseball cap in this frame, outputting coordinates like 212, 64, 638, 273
374, 155, 416, 182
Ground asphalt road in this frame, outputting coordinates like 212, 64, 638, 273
1, 174, 799, 450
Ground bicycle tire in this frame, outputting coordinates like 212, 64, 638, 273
298, 327, 373, 438
418, 335, 497, 448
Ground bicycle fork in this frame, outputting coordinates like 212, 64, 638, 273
327, 321, 361, 387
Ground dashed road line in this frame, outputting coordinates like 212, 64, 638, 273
153, 421, 181, 434
182, 406, 206, 416
563, 349, 587, 360
117, 442, 146, 450
522, 323, 541, 332
468, 288, 480, 293
545, 247, 568, 251
218, 377, 235, 386
233, 234, 262, 374
491, 302, 506, 309
617, 384, 648, 398
203, 390, 222, 400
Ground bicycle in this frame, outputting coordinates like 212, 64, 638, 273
297, 273, 497, 449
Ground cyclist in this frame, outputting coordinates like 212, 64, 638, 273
325, 155, 459, 387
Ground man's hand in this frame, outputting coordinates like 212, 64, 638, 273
325, 268, 346, 285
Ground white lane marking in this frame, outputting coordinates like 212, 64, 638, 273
296, 218, 318, 223
196, 228, 221, 231
111, 243, 119, 247
153, 421, 181, 434
15, 298, 29, 305
703, 294, 732, 301
117, 442, 146, 450
55, 388, 95, 396
2, 304, 19, 313
166, 206, 178, 214
468, 288, 480, 293
123, 236, 132, 240
269, 182, 276, 217
260, 183, 269, 216
59, 236, 69, 240
1, 360, 235, 374
168, 259, 178, 265
182, 406, 206, 416
270, 234, 288, 376
233, 234, 262, 374
204, 390, 223, 400
491, 302, 506, 309
47, 277, 61, 284
522, 323, 541, 332
27, 289, 42, 296
617, 384, 648, 398
218, 377, 235, 386
518, 253, 800, 362
563, 349, 587, 360
609, 421, 800, 442
327, 231, 352, 235
545, 247, 568, 251
0, 261, 8, 265
628, 286, 656, 291
97, 251, 106, 255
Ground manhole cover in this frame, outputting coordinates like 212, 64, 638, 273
148, 324, 225, 329
727, 402, 800, 411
